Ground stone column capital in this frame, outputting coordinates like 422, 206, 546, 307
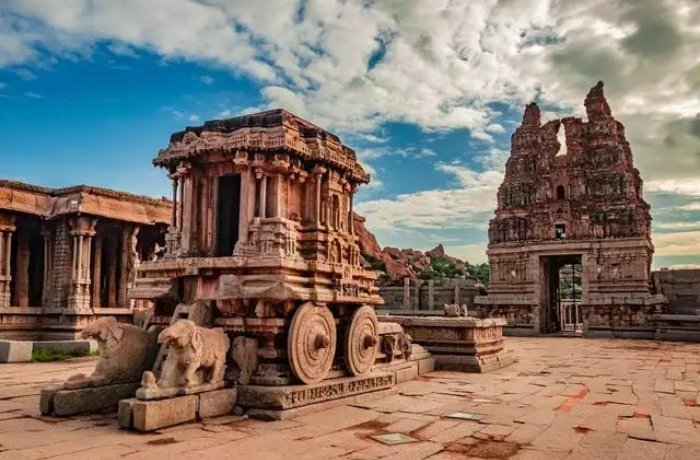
68, 216, 98, 237
0, 212, 16, 233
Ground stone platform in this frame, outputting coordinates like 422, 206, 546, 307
40, 382, 140, 416
3, 337, 700, 459
377, 314, 513, 372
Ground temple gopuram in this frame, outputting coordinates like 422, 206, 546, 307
475, 82, 666, 337
0, 181, 170, 339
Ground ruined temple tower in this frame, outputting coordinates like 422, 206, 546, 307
475, 82, 665, 337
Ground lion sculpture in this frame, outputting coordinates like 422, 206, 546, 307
155, 320, 230, 389
64, 317, 158, 390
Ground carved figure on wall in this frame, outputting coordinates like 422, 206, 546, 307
64, 317, 158, 389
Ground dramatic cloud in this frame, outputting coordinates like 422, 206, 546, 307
1, 0, 699, 264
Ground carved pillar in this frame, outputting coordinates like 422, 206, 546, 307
0, 213, 16, 308
312, 166, 326, 226
108, 237, 118, 308
92, 232, 102, 309
259, 174, 268, 218
67, 216, 97, 310
118, 224, 137, 307
15, 231, 29, 307
41, 226, 53, 307
238, 169, 253, 243
170, 177, 178, 227
272, 175, 283, 218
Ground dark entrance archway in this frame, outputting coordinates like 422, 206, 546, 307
540, 254, 582, 334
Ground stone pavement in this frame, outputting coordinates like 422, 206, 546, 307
1, 337, 700, 459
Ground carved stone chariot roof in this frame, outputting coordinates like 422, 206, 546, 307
154, 109, 370, 183
0, 180, 172, 225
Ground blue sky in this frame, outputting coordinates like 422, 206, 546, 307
1, 1, 699, 267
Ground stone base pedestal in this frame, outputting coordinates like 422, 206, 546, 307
435, 350, 515, 373
377, 315, 513, 373
0, 340, 32, 362
118, 388, 237, 432
40, 382, 140, 416
238, 372, 395, 420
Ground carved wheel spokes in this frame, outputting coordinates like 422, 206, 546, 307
288, 302, 337, 384
345, 305, 378, 376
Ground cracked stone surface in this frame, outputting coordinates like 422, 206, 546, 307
2, 337, 700, 459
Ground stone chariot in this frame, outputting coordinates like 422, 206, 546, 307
131, 109, 387, 388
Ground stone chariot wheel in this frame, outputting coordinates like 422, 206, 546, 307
288, 302, 337, 384
344, 305, 379, 376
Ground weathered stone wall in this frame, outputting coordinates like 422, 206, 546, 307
653, 269, 700, 315
379, 278, 482, 311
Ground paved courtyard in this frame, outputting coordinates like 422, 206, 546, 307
1, 337, 700, 459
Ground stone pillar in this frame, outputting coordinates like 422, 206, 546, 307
272, 175, 283, 218
118, 225, 134, 308
312, 166, 326, 226
41, 226, 53, 307
170, 177, 178, 228
67, 216, 97, 310
92, 232, 102, 309
108, 238, 118, 308
260, 176, 268, 219
454, 282, 460, 305
403, 277, 411, 309
239, 169, 253, 243
0, 213, 16, 308
15, 231, 30, 307
428, 279, 435, 310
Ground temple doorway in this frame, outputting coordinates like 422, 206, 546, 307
540, 255, 583, 335
215, 174, 241, 256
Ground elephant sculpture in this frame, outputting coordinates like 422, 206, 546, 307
64, 317, 158, 389
155, 320, 230, 389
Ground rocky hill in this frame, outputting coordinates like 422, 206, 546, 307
353, 213, 489, 286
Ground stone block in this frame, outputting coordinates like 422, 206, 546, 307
48, 382, 140, 416
130, 395, 199, 432
0, 340, 32, 362
395, 364, 419, 383
417, 357, 435, 374
32, 340, 98, 355
118, 398, 136, 429
198, 388, 237, 419
40, 385, 62, 415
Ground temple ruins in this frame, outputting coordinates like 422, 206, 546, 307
0, 181, 170, 340
475, 82, 668, 337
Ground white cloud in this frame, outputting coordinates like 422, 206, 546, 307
356, 150, 503, 231
679, 202, 700, 211
647, 179, 700, 196
200, 75, 214, 85
654, 230, 700, 256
